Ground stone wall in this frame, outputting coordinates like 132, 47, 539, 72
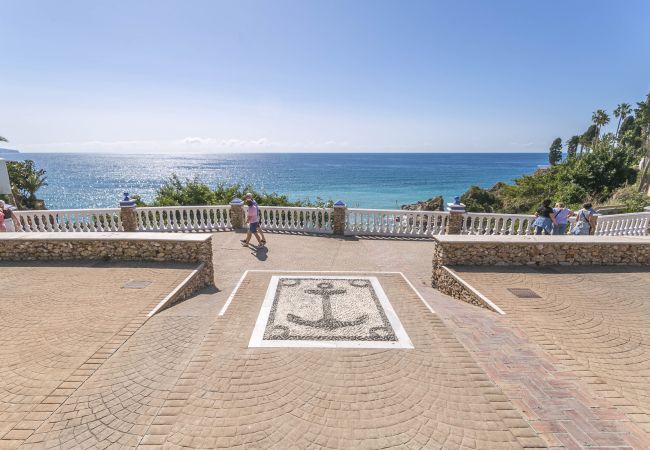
433, 236, 650, 268
432, 235, 650, 311
433, 266, 498, 312
0, 233, 215, 295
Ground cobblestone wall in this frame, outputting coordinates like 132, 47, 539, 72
432, 266, 495, 311
432, 236, 650, 311
0, 236, 214, 291
433, 239, 650, 267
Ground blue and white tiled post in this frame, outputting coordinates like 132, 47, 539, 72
119, 192, 137, 232
445, 196, 466, 235
333, 200, 347, 236
230, 198, 245, 230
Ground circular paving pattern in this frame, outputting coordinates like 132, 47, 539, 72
154, 272, 540, 449
453, 266, 650, 433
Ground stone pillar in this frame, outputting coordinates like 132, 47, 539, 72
230, 198, 245, 230
333, 200, 347, 236
445, 199, 466, 235
119, 192, 137, 232
589, 213, 600, 236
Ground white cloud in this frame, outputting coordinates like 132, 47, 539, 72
508, 141, 535, 148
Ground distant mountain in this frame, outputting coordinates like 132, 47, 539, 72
0, 148, 20, 154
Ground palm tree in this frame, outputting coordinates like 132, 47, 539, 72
578, 134, 587, 155
22, 172, 48, 202
613, 103, 631, 138
567, 135, 580, 157
591, 109, 610, 138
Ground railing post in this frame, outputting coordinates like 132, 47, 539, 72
119, 192, 138, 232
445, 197, 466, 235
589, 213, 600, 235
333, 200, 347, 236
230, 198, 245, 230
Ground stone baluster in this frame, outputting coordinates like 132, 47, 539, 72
333, 200, 347, 236
119, 192, 138, 232
445, 197, 466, 235
230, 198, 245, 230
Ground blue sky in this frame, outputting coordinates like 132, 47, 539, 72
1, 0, 649, 153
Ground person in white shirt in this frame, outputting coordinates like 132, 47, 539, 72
552, 202, 571, 235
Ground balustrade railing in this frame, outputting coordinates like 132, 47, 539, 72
345, 208, 448, 236
594, 212, 650, 236
462, 212, 535, 235
136, 206, 231, 232
10, 206, 650, 237
257, 206, 333, 234
13, 209, 123, 232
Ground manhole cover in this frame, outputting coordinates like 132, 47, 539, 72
124, 280, 151, 289
508, 288, 541, 298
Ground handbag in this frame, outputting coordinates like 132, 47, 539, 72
571, 211, 591, 235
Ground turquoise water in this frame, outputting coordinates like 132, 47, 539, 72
5, 152, 548, 210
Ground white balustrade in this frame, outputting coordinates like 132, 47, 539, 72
136, 206, 231, 232
257, 206, 333, 234
11, 205, 650, 237
13, 209, 123, 232
345, 208, 449, 236
461, 212, 535, 235
594, 212, 650, 236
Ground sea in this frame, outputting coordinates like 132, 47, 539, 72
2, 152, 548, 210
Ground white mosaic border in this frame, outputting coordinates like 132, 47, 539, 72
248, 276, 414, 349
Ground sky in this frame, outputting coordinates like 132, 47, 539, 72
1, 0, 649, 154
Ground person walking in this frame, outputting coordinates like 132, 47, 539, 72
532, 199, 556, 235
552, 202, 571, 235
241, 195, 266, 247
0, 200, 17, 232
244, 193, 266, 244
571, 202, 595, 235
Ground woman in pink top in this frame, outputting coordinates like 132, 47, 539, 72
241, 195, 266, 247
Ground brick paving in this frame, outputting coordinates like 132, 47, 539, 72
143, 271, 539, 449
0, 262, 196, 448
447, 266, 650, 449
2, 232, 650, 448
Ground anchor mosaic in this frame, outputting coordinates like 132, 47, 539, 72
249, 276, 413, 349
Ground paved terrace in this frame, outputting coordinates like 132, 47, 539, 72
1, 232, 650, 448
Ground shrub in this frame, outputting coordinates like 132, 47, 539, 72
147, 175, 333, 208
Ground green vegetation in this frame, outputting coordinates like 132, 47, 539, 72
461, 93, 650, 214
0, 136, 8, 142
1, 160, 48, 209
548, 137, 562, 166
145, 174, 333, 208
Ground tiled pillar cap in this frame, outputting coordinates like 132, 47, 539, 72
119, 192, 136, 207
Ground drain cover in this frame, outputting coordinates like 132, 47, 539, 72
124, 280, 151, 289
508, 288, 541, 299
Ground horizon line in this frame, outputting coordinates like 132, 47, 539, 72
1, 149, 548, 155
